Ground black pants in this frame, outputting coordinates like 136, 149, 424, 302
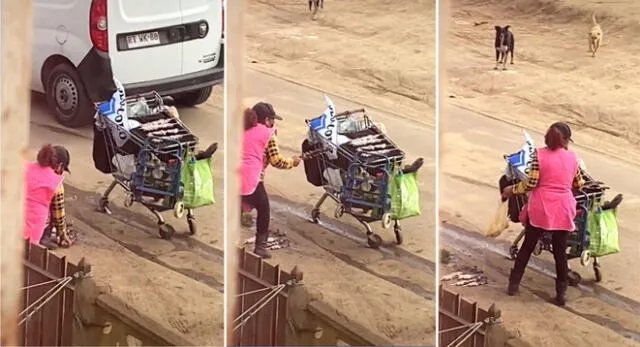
513, 224, 569, 284
241, 182, 270, 239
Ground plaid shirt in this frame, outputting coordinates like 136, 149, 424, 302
513, 149, 585, 194
260, 134, 294, 181
50, 184, 68, 238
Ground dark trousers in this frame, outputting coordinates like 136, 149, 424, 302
241, 182, 270, 239
513, 224, 569, 284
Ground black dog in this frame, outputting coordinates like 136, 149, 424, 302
308, 0, 324, 18
494, 25, 515, 70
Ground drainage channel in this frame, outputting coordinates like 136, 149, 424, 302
270, 196, 435, 301
440, 223, 640, 343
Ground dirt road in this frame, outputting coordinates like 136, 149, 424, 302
242, 1, 436, 345
443, 0, 640, 345
28, 90, 225, 345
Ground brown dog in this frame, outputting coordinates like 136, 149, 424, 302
588, 12, 603, 57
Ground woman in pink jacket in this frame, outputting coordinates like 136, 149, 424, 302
240, 109, 283, 258
501, 122, 584, 306
24, 144, 75, 249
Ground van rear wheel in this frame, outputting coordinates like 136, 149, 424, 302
46, 64, 94, 128
174, 86, 212, 107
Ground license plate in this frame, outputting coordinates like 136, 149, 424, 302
126, 32, 161, 49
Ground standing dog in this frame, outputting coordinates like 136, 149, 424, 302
494, 26, 515, 70
309, 0, 324, 20
588, 13, 603, 57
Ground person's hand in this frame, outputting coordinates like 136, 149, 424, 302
501, 186, 514, 201
292, 156, 301, 167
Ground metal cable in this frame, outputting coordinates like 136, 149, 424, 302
233, 284, 284, 325
233, 284, 286, 332
446, 322, 484, 347
18, 277, 72, 326
20, 277, 66, 291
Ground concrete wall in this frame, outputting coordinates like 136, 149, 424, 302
73, 276, 195, 346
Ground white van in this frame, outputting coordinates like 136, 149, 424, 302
32, 0, 224, 127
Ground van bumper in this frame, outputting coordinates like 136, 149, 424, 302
123, 66, 224, 96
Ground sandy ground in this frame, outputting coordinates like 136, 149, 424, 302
442, 0, 640, 345
246, 0, 434, 126
28, 90, 226, 345
243, 1, 436, 345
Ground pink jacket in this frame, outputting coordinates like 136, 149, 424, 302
23, 162, 63, 244
527, 147, 578, 232
241, 124, 274, 196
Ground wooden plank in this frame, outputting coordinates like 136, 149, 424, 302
276, 269, 290, 346
19, 242, 31, 346
459, 299, 477, 347
40, 254, 65, 346
40, 251, 60, 347
25, 246, 47, 346
233, 248, 247, 346
1, 1, 33, 342
61, 262, 76, 346
271, 264, 281, 347
241, 254, 262, 346
255, 262, 277, 345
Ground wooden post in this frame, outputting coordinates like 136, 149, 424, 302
0, 1, 34, 346
225, 0, 245, 345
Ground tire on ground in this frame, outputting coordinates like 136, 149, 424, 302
174, 86, 213, 107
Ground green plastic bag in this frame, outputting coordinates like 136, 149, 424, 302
389, 170, 421, 220
181, 155, 215, 209
588, 206, 620, 257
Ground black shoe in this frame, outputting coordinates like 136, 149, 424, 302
253, 233, 272, 259
195, 142, 218, 160
254, 246, 272, 259
402, 157, 424, 174
555, 281, 568, 306
507, 269, 524, 296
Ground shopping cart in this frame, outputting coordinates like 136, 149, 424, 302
302, 96, 406, 248
501, 130, 618, 285
92, 86, 199, 240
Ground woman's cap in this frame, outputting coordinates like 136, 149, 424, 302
551, 122, 573, 143
252, 102, 283, 123
53, 145, 71, 173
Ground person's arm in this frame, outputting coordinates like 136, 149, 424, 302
49, 184, 68, 239
512, 150, 540, 195
266, 135, 294, 169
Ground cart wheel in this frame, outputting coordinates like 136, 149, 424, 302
367, 234, 383, 249
381, 213, 392, 229
580, 250, 592, 266
568, 270, 582, 287
533, 240, 543, 256
594, 264, 602, 283
311, 209, 320, 223
97, 198, 112, 215
187, 217, 196, 235
509, 245, 518, 260
174, 201, 185, 219
158, 224, 176, 240
124, 194, 135, 208
334, 204, 345, 219
394, 225, 403, 245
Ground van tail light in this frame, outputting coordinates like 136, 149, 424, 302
90, 0, 108, 52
